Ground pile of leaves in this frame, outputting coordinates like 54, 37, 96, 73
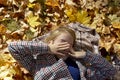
0, 0, 120, 79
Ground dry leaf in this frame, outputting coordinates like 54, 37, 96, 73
99, 37, 116, 52
7, 20, 20, 32
27, 3, 35, 8
116, 30, 120, 39
65, 0, 76, 6
0, 0, 7, 6
45, 0, 59, 7
114, 43, 120, 53
26, 12, 41, 28
29, 0, 36, 3
112, 22, 120, 29
0, 24, 7, 34
102, 26, 111, 34
65, 8, 91, 25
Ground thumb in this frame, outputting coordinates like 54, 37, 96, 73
68, 52, 75, 57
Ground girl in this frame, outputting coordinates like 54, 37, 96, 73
8, 24, 116, 80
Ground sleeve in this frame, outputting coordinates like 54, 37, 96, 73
82, 50, 117, 80
8, 41, 50, 74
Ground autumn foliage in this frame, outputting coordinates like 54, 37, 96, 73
0, 0, 120, 79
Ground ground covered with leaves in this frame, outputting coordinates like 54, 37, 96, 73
0, 0, 120, 80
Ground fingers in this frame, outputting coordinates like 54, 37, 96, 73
57, 42, 69, 46
68, 52, 76, 58
57, 42, 70, 50
57, 46, 70, 51
57, 44, 70, 48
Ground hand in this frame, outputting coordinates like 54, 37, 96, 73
48, 41, 70, 57
68, 47, 86, 58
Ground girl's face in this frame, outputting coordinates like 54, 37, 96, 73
53, 32, 74, 47
52, 32, 74, 59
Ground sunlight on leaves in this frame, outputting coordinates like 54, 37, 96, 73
0, 24, 7, 34
29, 0, 36, 3
45, 0, 59, 7
65, 8, 91, 25
26, 12, 41, 28
27, 3, 35, 8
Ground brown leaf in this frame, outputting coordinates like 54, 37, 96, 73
102, 26, 111, 34
11, 32, 23, 40
99, 37, 116, 52
45, 0, 59, 7
12, 11, 25, 19
0, 0, 7, 6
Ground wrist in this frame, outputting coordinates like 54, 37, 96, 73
80, 50, 86, 58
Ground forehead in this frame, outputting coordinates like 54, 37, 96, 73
57, 32, 72, 38
55, 32, 74, 43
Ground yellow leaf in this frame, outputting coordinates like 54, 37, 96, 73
27, 3, 35, 8
116, 31, 120, 39
76, 11, 91, 25
65, 0, 76, 5
114, 43, 120, 53
65, 8, 91, 25
0, 24, 7, 34
112, 22, 120, 29
102, 26, 110, 34
45, 0, 59, 7
27, 13, 41, 28
0, 53, 15, 63
108, 14, 120, 29
69, 15, 76, 21
65, 9, 73, 16
99, 37, 116, 52
108, 14, 120, 22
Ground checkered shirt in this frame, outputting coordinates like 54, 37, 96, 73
8, 41, 116, 80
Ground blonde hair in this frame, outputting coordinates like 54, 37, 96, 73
45, 27, 76, 45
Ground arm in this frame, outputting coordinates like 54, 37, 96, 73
8, 41, 50, 74
69, 48, 116, 79
8, 41, 50, 55
82, 50, 117, 79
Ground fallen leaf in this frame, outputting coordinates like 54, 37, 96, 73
112, 22, 120, 29
65, 0, 76, 6
29, 0, 36, 3
27, 3, 35, 8
65, 8, 91, 25
102, 26, 111, 34
26, 12, 41, 28
0, 24, 7, 34
116, 30, 120, 39
0, 0, 8, 6
45, 0, 59, 7
114, 43, 120, 53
